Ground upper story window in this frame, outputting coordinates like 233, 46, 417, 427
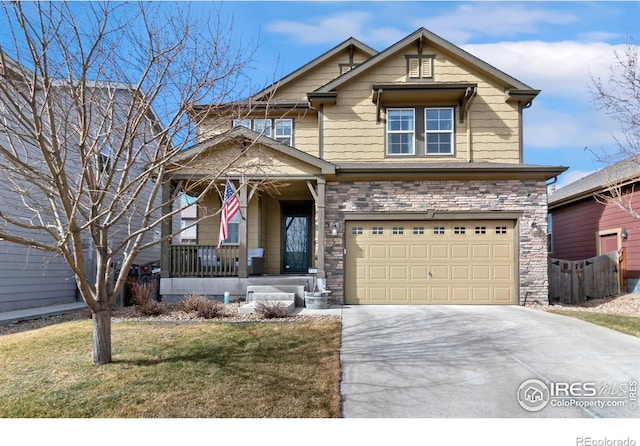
274, 119, 292, 146
253, 119, 272, 137
425, 108, 454, 155
232, 118, 294, 146
386, 107, 454, 156
386, 108, 415, 155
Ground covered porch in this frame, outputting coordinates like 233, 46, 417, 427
159, 126, 336, 300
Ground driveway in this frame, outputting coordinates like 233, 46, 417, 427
340, 305, 640, 418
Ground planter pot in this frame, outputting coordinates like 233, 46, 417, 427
304, 292, 331, 309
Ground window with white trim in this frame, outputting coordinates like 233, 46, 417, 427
222, 211, 240, 245
231, 118, 294, 146
425, 108, 454, 155
386, 108, 415, 155
253, 119, 272, 137
274, 119, 292, 146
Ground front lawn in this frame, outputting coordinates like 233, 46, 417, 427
548, 310, 640, 338
0, 319, 341, 417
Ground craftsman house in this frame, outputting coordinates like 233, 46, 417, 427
548, 156, 640, 293
160, 28, 566, 305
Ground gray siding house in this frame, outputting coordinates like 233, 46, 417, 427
0, 55, 161, 312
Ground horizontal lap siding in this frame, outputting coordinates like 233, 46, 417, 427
551, 191, 640, 278
322, 48, 521, 163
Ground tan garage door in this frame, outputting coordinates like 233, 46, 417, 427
345, 220, 516, 305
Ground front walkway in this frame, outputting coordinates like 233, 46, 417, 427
0, 302, 86, 326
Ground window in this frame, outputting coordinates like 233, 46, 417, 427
253, 119, 272, 137
413, 226, 425, 235
475, 226, 486, 235
433, 227, 445, 235
233, 119, 251, 129
425, 108, 454, 155
98, 146, 111, 175
386, 108, 415, 155
496, 226, 507, 235
351, 226, 363, 235
222, 211, 240, 245
372, 226, 384, 235
454, 226, 466, 235
274, 119, 292, 146
392, 226, 404, 235
232, 118, 294, 146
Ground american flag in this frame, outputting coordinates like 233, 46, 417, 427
217, 180, 240, 248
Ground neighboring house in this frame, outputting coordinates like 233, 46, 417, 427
0, 55, 161, 312
548, 157, 640, 293
175, 203, 198, 245
160, 28, 566, 305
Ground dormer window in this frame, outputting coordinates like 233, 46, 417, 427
406, 55, 434, 80
232, 118, 293, 146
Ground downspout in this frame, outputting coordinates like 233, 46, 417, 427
465, 87, 477, 162
318, 104, 324, 159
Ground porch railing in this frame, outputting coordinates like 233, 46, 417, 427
169, 245, 239, 277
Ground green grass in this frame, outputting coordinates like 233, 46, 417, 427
0, 319, 342, 418
548, 310, 640, 338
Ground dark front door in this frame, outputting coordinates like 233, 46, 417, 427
281, 203, 312, 273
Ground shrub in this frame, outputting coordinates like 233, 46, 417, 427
130, 281, 162, 316
181, 293, 223, 319
254, 301, 288, 319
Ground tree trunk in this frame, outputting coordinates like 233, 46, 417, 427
92, 308, 112, 365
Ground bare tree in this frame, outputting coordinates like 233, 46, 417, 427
0, 2, 259, 364
590, 39, 640, 218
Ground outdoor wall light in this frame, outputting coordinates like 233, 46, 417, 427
621, 228, 629, 240
330, 223, 338, 236
530, 219, 537, 229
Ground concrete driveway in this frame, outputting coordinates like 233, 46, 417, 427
340, 305, 640, 418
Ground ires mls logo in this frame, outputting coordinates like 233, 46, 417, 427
517, 379, 638, 412
517, 379, 550, 412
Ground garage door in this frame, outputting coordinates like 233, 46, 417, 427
345, 220, 516, 305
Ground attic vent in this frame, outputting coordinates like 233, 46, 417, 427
339, 63, 358, 75
406, 55, 434, 79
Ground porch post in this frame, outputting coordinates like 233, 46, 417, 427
238, 178, 248, 278
316, 178, 326, 279
160, 180, 173, 279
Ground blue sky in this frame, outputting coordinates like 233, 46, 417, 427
215, 0, 640, 188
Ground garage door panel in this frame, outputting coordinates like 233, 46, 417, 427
369, 245, 388, 259
430, 244, 449, 259
389, 265, 408, 280
389, 244, 407, 259
430, 265, 449, 280
368, 265, 387, 280
345, 219, 516, 305
451, 265, 469, 280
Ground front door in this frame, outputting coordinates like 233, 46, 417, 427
281, 203, 312, 273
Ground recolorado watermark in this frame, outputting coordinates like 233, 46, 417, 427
576, 438, 636, 446
517, 378, 637, 412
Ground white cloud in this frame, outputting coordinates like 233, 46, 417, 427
462, 41, 628, 99
413, 3, 579, 44
265, 11, 404, 46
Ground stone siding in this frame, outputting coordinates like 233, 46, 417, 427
324, 179, 549, 305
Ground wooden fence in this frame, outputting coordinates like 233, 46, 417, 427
548, 249, 625, 304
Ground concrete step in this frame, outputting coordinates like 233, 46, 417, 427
249, 292, 295, 302
238, 300, 295, 315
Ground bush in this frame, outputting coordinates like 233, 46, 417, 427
130, 281, 163, 316
181, 293, 223, 319
254, 301, 288, 319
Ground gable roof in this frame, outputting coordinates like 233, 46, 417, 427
251, 37, 378, 102
171, 126, 336, 175
548, 156, 640, 208
312, 28, 539, 102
